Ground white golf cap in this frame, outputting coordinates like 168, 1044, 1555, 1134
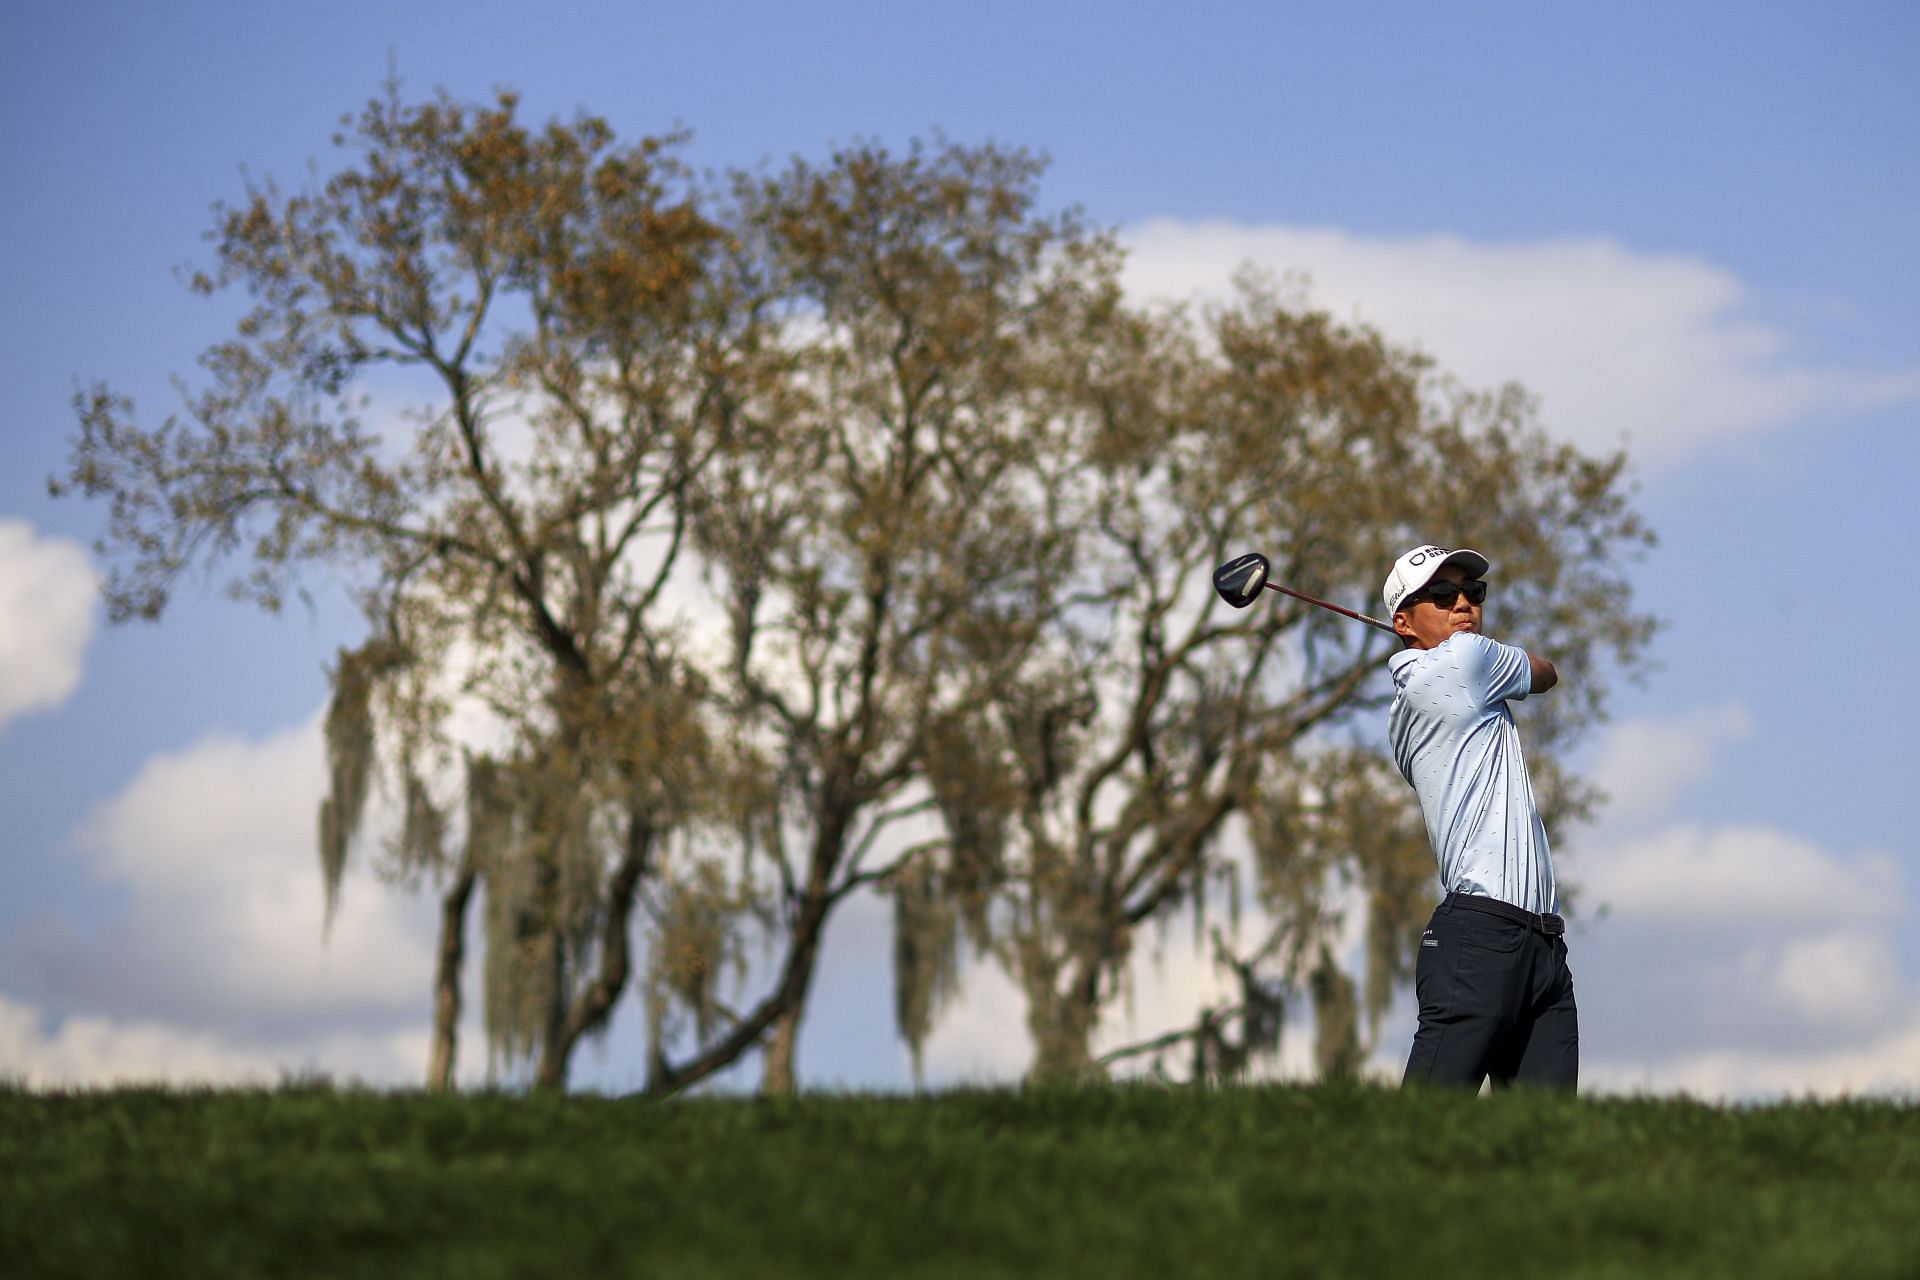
1382, 544, 1492, 615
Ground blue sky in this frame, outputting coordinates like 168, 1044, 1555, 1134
3, 1, 1916, 1094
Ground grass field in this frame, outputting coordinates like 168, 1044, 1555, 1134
4, 1082, 1918, 1278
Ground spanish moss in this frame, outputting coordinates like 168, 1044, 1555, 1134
316, 637, 409, 930
890, 856, 960, 1085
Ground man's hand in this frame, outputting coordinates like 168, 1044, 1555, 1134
1528, 652, 1558, 694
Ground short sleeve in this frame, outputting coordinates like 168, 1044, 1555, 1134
1455, 634, 1532, 707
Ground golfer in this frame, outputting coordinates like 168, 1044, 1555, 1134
1383, 544, 1577, 1091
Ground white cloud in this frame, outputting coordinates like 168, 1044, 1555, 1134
0, 711, 465, 1086
1120, 220, 1920, 470
1770, 931, 1910, 1033
0, 518, 97, 734
918, 960, 1034, 1087
1578, 821, 1905, 926
1562, 701, 1920, 1099
1586, 1009, 1920, 1101
1588, 703, 1753, 828
0, 994, 279, 1088
0, 993, 440, 1090
52, 715, 436, 1021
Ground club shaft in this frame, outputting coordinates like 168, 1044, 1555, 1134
1263, 581, 1397, 634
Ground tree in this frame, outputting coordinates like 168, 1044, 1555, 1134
58, 85, 769, 1090
926, 276, 1655, 1082
57, 89, 1127, 1095
664, 137, 1120, 1091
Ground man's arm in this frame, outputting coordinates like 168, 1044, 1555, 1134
1528, 652, 1558, 694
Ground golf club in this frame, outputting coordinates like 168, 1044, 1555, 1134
1211, 552, 1396, 635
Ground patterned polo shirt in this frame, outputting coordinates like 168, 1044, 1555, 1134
1386, 632, 1558, 914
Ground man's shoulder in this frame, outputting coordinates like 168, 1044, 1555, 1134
1387, 648, 1423, 676
1391, 634, 1524, 708
1440, 632, 1520, 668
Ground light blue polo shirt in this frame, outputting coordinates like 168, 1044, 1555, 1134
1386, 633, 1558, 915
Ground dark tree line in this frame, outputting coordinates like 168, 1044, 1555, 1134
57, 87, 1653, 1092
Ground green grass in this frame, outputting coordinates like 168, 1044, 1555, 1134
4, 1083, 1918, 1278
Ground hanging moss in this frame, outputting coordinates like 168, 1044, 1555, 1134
1305, 748, 1432, 1042
922, 717, 1013, 949
890, 856, 960, 1085
398, 773, 448, 872
1360, 821, 1432, 1037
644, 859, 743, 1050
1309, 943, 1362, 1082
469, 724, 650, 1078
469, 755, 547, 1072
316, 637, 410, 929
1230, 951, 1286, 1063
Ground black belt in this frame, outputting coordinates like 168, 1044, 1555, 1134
1444, 891, 1564, 937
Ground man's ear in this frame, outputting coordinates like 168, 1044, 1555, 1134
1392, 610, 1417, 641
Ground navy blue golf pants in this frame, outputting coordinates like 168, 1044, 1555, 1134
1402, 895, 1579, 1091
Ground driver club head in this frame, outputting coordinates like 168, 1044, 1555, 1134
1212, 552, 1270, 609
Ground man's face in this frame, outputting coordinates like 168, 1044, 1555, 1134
1393, 563, 1483, 650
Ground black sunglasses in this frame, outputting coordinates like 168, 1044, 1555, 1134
1405, 579, 1488, 608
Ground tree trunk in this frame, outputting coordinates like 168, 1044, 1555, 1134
528, 722, 589, 1093
755, 878, 832, 1095
646, 881, 836, 1097
762, 1005, 801, 1095
1026, 1010, 1096, 1083
533, 916, 570, 1091
533, 811, 654, 1090
426, 854, 479, 1093
751, 821, 846, 1097
643, 797, 855, 1097
1019, 951, 1104, 1084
